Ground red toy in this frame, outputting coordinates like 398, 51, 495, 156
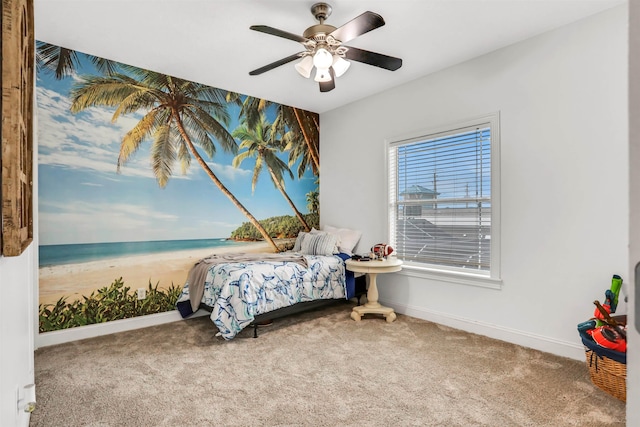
588, 326, 627, 352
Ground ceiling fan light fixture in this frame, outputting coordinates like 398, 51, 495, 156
332, 55, 350, 77
314, 67, 332, 82
312, 48, 333, 69
295, 55, 314, 78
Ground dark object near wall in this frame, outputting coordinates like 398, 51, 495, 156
355, 274, 366, 305
636, 262, 640, 334
1, 0, 35, 256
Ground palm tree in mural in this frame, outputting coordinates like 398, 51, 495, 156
306, 191, 319, 215
68, 68, 279, 252
36, 42, 120, 79
232, 114, 311, 232
272, 104, 320, 177
226, 93, 267, 132
226, 94, 320, 177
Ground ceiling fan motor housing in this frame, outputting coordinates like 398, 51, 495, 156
311, 2, 332, 22
303, 24, 337, 40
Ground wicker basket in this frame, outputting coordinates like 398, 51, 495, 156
579, 314, 627, 402
584, 348, 626, 401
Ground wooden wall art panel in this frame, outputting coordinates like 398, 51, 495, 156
1, 0, 34, 256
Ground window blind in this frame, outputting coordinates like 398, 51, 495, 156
389, 124, 492, 271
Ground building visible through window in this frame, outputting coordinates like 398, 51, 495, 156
388, 114, 500, 278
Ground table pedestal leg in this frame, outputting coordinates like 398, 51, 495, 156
351, 272, 396, 323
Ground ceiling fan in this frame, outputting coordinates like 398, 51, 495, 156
249, 2, 403, 93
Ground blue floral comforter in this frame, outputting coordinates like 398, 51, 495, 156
176, 254, 349, 339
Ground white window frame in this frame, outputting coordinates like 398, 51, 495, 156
386, 113, 502, 289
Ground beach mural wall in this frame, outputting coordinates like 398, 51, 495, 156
36, 42, 320, 333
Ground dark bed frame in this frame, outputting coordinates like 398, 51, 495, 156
199, 275, 367, 338
250, 298, 348, 338
199, 298, 346, 338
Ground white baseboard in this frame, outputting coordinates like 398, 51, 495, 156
36, 301, 586, 361
35, 310, 209, 349
383, 299, 586, 361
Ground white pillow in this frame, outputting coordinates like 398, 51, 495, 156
300, 232, 339, 256
322, 225, 362, 255
293, 232, 307, 252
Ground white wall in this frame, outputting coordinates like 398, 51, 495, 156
321, 6, 628, 360
0, 74, 38, 425
627, 1, 638, 424
0, 246, 36, 427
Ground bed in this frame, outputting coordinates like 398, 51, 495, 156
176, 250, 356, 339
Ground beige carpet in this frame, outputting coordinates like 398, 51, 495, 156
31, 303, 626, 426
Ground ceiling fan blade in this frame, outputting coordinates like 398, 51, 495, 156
250, 25, 308, 43
319, 68, 336, 92
344, 46, 402, 71
249, 53, 304, 76
329, 11, 385, 44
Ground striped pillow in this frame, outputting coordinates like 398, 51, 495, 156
301, 232, 339, 256
293, 228, 321, 252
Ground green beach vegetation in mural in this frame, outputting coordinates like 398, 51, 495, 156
36, 42, 320, 332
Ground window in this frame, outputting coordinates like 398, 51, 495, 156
388, 113, 500, 281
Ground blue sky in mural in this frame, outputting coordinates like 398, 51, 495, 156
36, 50, 317, 245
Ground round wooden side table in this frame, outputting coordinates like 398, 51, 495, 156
345, 258, 403, 323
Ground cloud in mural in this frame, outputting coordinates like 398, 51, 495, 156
37, 86, 151, 177
207, 161, 251, 181
37, 85, 254, 184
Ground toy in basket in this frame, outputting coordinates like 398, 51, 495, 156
576, 274, 627, 401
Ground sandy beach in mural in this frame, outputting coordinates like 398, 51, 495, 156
38, 241, 281, 305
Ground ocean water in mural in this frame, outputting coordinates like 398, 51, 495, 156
36, 41, 320, 331
39, 238, 254, 267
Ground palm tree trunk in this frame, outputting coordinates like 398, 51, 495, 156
172, 111, 279, 252
293, 108, 320, 172
266, 164, 311, 232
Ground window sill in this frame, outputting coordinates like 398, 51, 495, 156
398, 264, 503, 290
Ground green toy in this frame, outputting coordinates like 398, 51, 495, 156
608, 274, 622, 312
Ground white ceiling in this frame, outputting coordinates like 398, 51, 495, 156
34, 0, 624, 114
